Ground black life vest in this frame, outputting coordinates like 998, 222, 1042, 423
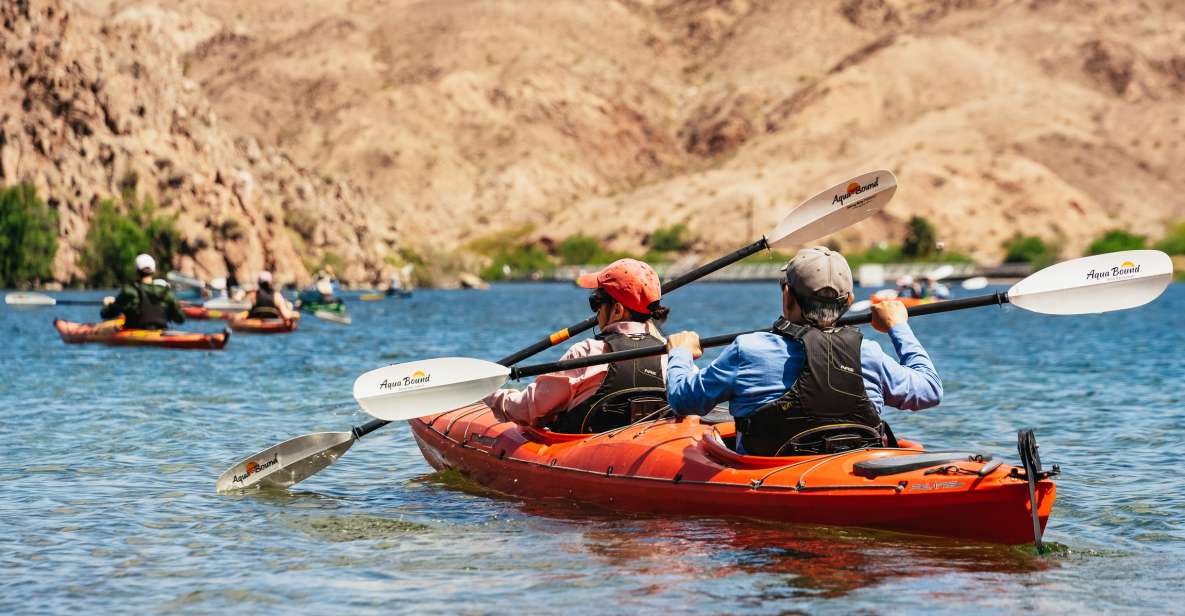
548, 329, 666, 434
248, 287, 281, 319
126, 283, 168, 330
736, 318, 884, 456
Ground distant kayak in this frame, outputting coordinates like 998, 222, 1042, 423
54, 318, 229, 350
871, 295, 940, 308
228, 313, 299, 334
180, 302, 235, 320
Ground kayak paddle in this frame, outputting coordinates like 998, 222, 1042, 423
5, 292, 102, 307
352, 250, 1172, 422
216, 169, 898, 492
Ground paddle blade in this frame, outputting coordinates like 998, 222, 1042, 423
928, 264, 955, 281
216, 431, 356, 493
5, 292, 56, 306
1008, 250, 1173, 315
314, 309, 352, 325
850, 299, 873, 313
961, 276, 989, 290
768, 170, 897, 248
354, 357, 510, 421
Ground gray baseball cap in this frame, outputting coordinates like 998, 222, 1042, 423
781, 246, 853, 301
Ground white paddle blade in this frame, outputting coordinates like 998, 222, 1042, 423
961, 276, 989, 290
1008, 250, 1173, 315
928, 264, 955, 281
205, 298, 252, 311
216, 431, 355, 493
354, 357, 511, 421
872, 288, 898, 300
5, 292, 56, 306
314, 310, 352, 325
768, 170, 897, 249
850, 300, 873, 312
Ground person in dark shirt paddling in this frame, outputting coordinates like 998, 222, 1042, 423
664, 247, 942, 456
246, 271, 295, 320
100, 254, 185, 330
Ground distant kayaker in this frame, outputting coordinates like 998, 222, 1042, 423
665, 247, 942, 456
100, 254, 186, 330
896, 275, 921, 299
484, 258, 670, 433
246, 271, 295, 320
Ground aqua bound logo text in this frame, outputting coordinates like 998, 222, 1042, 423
832, 176, 880, 207
1086, 260, 1140, 282
379, 370, 431, 391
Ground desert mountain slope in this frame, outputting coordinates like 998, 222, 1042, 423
1, 0, 395, 285
9, 0, 1185, 285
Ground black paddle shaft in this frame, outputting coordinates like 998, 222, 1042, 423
510, 291, 1010, 380
351, 238, 775, 440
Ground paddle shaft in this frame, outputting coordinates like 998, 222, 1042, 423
510, 292, 1010, 379
349, 239, 775, 439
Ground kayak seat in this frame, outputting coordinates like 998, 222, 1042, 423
577, 387, 669, 433
852, 452, 993, 478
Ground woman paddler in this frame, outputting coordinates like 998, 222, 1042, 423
484, 259, 670, 434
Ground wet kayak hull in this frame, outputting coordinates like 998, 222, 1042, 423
228, 314, 299, 334
53, 319, 229, 350
410, 405, 1055, 545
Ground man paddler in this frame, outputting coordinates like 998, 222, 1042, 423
484, 258, 670, 433
664, 247, 942, 456
100, 254, 186, 330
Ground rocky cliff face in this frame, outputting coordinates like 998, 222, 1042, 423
158, 0, 1185, 261
6, 0, 1185, 283
1, 0, 396, 286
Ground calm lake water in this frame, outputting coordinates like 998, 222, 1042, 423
2, 282, 1184, 614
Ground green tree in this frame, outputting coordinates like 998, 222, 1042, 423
0, 184, 58, 287
1003, 235, 1056, 267
557, 235, 603, 265
648, 223, 692, 253
1086, 229, 1145, 256
901, 216, 937, 259
1154, 223, 1185, 255
80, 194, 179, 286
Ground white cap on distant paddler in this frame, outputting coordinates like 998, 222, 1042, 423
258, 271, 273, 285
781, 246, 853, 301
135, 253, 156, 274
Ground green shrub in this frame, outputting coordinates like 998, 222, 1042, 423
1154, 223, 1185, 255
648, 223, 692, 253
479, 245, 554, 281
80, 194, 179, 286
901, 216, 937, 259
0, 184, 58, 287
1086, 229, 1145, 255
557, 235, 603, 265
1003, 234, 1057, 268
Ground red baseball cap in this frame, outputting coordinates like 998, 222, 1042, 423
576, 258, 661, 315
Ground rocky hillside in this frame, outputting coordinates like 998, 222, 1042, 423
153, 0, 1185, 261
1, 0, 396, 286
7, 0, 1185, 285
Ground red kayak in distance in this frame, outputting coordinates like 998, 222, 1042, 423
227, 312, 300, 334
410, 404, 1056, 545
54, 318, 230, 350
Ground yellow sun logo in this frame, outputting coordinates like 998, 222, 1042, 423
1120, 261, 1134, 268
846, 182, 860, 194
412, 371, 426, 378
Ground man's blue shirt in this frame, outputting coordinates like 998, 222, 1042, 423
666, 323, 943, 447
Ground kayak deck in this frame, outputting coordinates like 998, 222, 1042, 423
410, 404, 1055, 545
228, 313, 300, 333
53, 319, 229, 350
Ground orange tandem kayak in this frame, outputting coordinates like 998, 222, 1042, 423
410, 404, 1056, 545
227, 312, 300, 334
54, 318, 230, 350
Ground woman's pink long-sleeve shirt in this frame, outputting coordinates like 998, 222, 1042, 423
484, 321, 667, 426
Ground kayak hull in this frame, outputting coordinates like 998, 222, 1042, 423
181, 303, 235, 320
410, 405, 1055, 545
228, 313, 299, 334
53, 319, 229, 350
871, 296, 938, 308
